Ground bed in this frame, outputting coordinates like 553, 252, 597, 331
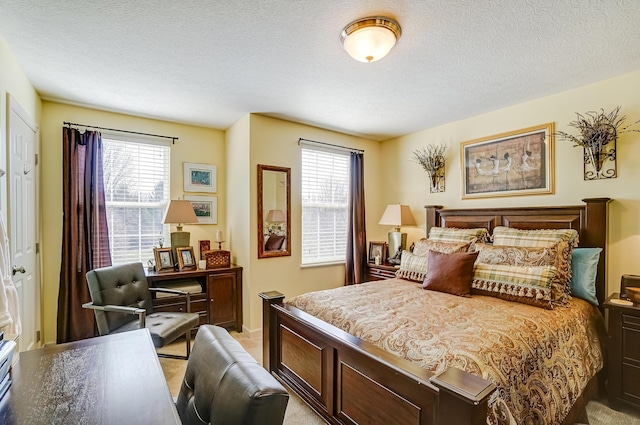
260, 198, 610, 425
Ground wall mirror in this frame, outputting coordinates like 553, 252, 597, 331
258, 164, 291, 258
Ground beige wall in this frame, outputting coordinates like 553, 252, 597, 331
40, 102, 225, 344
225, 114, 251, 330
381, 69, 640, 296
240, 114, 383, 331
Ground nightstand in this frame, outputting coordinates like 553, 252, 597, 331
365, 262, 399, 281
604, 294, 640, 411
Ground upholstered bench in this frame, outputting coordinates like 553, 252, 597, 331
176, 325, 289, 425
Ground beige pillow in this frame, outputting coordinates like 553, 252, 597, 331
491, 227, 579, 305
427, 227, 489, 244
472, 263, 557, 309
412, 239, 471, 257
474, 242, 569, 306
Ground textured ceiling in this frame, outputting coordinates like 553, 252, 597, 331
1, 1, 640, 140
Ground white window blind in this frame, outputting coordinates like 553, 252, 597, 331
301, 146, 350, 265
102, 137, 170, 265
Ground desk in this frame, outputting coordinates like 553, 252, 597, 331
0, 329, 180, 424
147, 265, 243, 332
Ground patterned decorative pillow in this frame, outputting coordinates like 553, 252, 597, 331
396, 251, 430, 282
472, 263, 557, 309
428, 227, 489, 244
412, 239, 471, 257
491, 226, 579, 247
397, 240, 471, 282
474, 242, 570, 306
491, 226, 579, 304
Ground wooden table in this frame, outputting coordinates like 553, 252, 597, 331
0, 329, 180, 424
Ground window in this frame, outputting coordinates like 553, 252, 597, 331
301, 146, 350, 265
102, 136, 170, 265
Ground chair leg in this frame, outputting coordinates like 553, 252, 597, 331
185, 329, 191, 358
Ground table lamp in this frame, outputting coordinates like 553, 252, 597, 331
163, 199, 198, 261
378, 204, 416, 258
265, 209, 285, 235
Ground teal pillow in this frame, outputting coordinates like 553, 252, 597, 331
570, 248, 602, 305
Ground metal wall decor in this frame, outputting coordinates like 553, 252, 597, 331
555, 107, 639, 181
583, 140, 616, 180
412, 144, 446, 193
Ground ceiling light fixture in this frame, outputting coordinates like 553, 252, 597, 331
340, 16, 402, 63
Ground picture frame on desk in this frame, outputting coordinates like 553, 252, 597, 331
153, 247, 174, 273
368, 241, 387, 264
198, 240, 210, 260
176, 247, 197, 271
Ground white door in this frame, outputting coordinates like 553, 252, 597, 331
8, 95, 39, 352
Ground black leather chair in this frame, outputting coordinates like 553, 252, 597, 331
83, 262, 199, 359
176, 325, 289, 425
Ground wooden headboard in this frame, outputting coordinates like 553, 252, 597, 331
425, 198, 611, 310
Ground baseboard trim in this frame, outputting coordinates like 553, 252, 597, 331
242, 325, 261, 338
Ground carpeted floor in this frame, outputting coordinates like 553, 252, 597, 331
159, 332, 640, 425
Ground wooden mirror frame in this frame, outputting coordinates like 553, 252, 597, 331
258, 164, 291, 258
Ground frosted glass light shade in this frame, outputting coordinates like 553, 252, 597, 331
340, 16, 401, 63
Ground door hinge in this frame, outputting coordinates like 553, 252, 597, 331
36, 243, 40, 254
36, 330, 41, 342
35, 153, 38, 165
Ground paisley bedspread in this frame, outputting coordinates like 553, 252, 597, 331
286, 279, 605, 425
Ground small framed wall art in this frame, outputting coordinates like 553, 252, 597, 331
176, 247, 197, 271
185, 195, 218, 224
184, 162, 217, 193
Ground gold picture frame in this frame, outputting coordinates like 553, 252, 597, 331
460, 123, 555, 199
153, 247, 174, 273
176, 246, 197, 271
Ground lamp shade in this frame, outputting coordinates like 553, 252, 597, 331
163, 200, 198, 230
266, 209, 286, 223
340, 16, 401, 63
378, 204, 416, 229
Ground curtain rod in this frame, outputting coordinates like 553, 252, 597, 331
64, 122, 178, 144
298, 137, 364, 154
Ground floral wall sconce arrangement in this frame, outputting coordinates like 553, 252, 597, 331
555, 107, 639, 180
412, 144, 446, 193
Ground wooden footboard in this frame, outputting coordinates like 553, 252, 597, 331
260, 292, 496, 425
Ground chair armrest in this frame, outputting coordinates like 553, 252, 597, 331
148, 288, 192, 313
82, 302, 147, 328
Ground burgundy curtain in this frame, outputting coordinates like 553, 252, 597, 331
57, 127, 112, 343
345, 152, 366, 285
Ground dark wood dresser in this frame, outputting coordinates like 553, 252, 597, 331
604, 294, 640, 411
146, 265, 243, 332
365, 262, 399, 281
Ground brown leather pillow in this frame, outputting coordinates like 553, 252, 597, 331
265, 235, 285, 251
422, 250, 479, 296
